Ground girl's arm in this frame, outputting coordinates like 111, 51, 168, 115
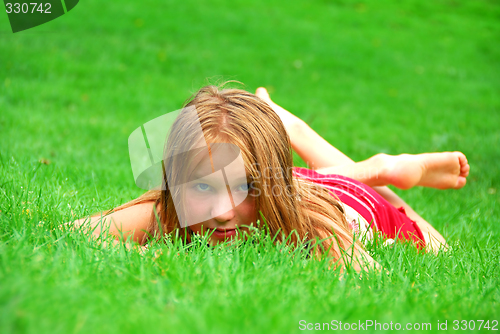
72, 201, 155, 244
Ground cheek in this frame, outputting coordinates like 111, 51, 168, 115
189, 223, 206, 236
184, 194, 211, 223
189, 223, 201, 234
236, 197, 258, 224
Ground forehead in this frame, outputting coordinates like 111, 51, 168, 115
187, 142, 248, 180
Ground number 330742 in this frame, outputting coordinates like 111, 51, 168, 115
5, 3, 52, 14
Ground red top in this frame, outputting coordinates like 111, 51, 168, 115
293, 167, 426, 249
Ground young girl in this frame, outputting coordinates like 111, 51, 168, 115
74, 85, 470, 270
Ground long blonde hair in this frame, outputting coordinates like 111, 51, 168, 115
119, 85, 368, 268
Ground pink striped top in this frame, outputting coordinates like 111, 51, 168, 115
293, 167, 426, 249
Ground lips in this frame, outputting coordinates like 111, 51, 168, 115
211, 228, 237, 238
215, 228, 235, 232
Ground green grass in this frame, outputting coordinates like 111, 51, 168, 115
1, 0, 499, 332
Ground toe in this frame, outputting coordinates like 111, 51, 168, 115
458, 152, 468, 165
461, 164, 470, 177
455, 176, 467, 189
255, 87, 271, 101
460, 159, 470, 175
457, 153, 469, 172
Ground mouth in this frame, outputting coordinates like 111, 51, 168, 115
211, 227, 237, 238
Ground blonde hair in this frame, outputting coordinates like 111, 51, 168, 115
119, 84, 369, 269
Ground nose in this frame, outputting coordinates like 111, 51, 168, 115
209, 189, 236, 224
212, 207, 236, 224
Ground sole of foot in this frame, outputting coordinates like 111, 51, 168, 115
385, 152, 470, 190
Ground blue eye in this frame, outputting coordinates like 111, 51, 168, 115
237, 183, 250, 191
195, 183, 211, 192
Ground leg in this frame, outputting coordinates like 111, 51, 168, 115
255, 87, 469, 252
256, 87, 353, 168
316, 152, 470, 190
256, 87, 470, 190
371, 186, 447, 252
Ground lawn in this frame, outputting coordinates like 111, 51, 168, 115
1, 0, 499, 333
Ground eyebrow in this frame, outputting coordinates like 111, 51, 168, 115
191, 169, 214, 180
191, 173, 249, 185
228, 177, 250, 184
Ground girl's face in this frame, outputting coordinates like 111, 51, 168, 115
181, 143, 258, 244
187, 190, 257, 244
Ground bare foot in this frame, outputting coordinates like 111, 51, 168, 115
255, 87, 302, 132
382, 152, 470, 190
